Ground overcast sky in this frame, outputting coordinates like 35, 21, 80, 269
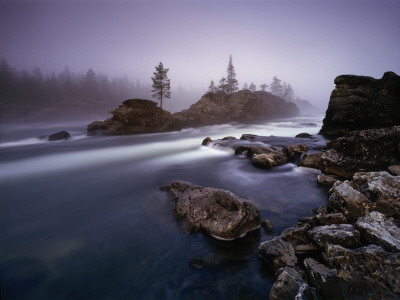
1, 0, 399, 109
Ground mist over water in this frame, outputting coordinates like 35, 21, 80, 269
0, 116, 330, 299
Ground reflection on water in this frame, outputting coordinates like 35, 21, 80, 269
0, 116, 328, 299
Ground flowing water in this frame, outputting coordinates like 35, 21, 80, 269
0, 116, 329, 299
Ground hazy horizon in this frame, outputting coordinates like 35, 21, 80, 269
1, 0, 400, 111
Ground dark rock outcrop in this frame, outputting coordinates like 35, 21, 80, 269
308, 224, 361, 249
320, 71, 400, 137
161, 181, 260, 240
301, 126, 400, 178
87, 99, 178, 135
48, 131, 71, 141
163, 90, 299, 128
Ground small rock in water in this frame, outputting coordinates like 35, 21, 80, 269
188, 259, 207, 269
261, 220, 273, 232
317, 175, 338, 187
295, 132, 312, 138
202, 137, 213, 146
48, 131, 71, 141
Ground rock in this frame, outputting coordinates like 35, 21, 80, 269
320, 127, 400, 177
234, 145, 290, 168
295, 132, 312, 138
261, 220, 273, 232
320, 71, 400, 138
317, 175, 338, 188
303, 258, 332, 292
269, 267, 319, 300
308, 224, 361, 249
316, 213, 347, 225
48, 131, 71, 141
299, 152, 324, 170
281, 222, 314, 247
328, 181, 371, 222
285, 143, 308, 160
356, 211, 400, 252
168, 90, 299, 128
323, 243, 400, 294
87, 99, 176, 135
202, 137, 212, 146
388, 165, 400, 176
161, 181, 260, 240
257, 236, 297, 270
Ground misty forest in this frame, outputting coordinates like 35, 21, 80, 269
1, 1, 400, 300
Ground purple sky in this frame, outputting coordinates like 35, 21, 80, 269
1, 0, 399, 109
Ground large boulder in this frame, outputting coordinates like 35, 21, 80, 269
320, 71, 400, 137
87, 99, 178, 135
161, 181, 260, 240
323, 244, 400, 294
165, 90, 299, 128
356, 211, 400, 252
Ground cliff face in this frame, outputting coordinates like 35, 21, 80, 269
164, 90, 299, 129
319, 72, 400, 137
88, 91, 299, 134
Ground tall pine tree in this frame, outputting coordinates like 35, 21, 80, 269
151, 62, 171, 110
226, 55, 239, 94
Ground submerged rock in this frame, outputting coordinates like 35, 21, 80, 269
161, 181, 260, 240
48, 131, 71, 141
320, 71, 400, 137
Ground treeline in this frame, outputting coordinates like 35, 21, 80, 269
0, 58, 150, 109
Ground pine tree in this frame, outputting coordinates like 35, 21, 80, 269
226, 55, 239, 94
283, 83, 294, 101
249, 82, 256, 92
218, 77, 228, 93
259, 83, 268, 91
270, 76, 283, 97
151, 62, 171, 110
242, 82, 249, 90
208, 80, 217, 93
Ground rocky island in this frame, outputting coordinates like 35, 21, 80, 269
160, 72, 400, 299
87, 89, 299, 135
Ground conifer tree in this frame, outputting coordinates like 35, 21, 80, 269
226, 55, 239, 94
270, 76, 283, 97
218, 77, 228, 93
242, 82, 249, 90
249, 82, 256, 92
151, 62, 171, 110
259, 83, 268, 91
208, 80, 217, 93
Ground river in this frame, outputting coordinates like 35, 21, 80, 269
0, 116, 328, 299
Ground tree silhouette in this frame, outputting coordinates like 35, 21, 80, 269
151, 62, 171, 110
226, 55, 239, 94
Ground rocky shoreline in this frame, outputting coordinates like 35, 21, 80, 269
161, 72, 400, 299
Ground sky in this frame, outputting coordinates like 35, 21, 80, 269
1, 0, 400, 110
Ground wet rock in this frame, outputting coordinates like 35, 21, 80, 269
295, 132, 313, 138
303, 258, 332, 292
161, 181, 260, 240
87, 99, 175, 135
202, 137, 212, 146
317, 174, 338, 188
308, 224, 361, 249
281, 222, 314, 247
323, 243, 400, 294
299, 152, 324, 170
316, 213, 347, 225
261, 220, 273, 232
320, 71, 400, 138
48, 131, 71, 141
328, 181, 371, 222
285, 143, 308, 160
257, 236, 297, 270
356, 211, 400, 252
269, 267, 319, 300
388, 165, 400, 176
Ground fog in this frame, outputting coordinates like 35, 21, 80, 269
1, 0, 400, 112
